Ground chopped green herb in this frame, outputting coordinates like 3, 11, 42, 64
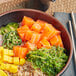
27, 46, 68, 76
2, 31, 22, 49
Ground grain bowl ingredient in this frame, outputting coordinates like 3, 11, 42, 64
2, 31, 22, 49
27, 46, 68, 76
0, 70, 7, 76
0, 22, 19, 35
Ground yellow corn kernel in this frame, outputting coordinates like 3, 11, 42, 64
0, 63, 6, 70
3, 49, 14, 56
8, 49, 14, 56
0, 47, 4, 51
0, 50, 1, 54
0, 47, 3, 54
13, 57, 19, 65
0, 63, 18, 73
3, 55, 13, 63
9, 64, 18, 73
0, 70, 7, 76
0, 54, 2, 59
20, 58, 26, 65
5, 63, 10, 71
0, 60, 2, 64
3, 49, 8, 55
0, 63, 8, 70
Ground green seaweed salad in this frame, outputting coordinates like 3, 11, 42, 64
27, 46, 68, 76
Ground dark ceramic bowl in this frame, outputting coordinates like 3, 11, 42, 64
0, 9, 73, 76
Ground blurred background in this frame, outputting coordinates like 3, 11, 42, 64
0, 0, 76, 15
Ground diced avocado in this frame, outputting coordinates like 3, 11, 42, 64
12, 23, 19, 28
0, 22, 19, 35
7, 26, 15, 31
0, 29, 1, 34
4, 27, 11, 33
0, 27, 5, 35
7, 22, 19, 29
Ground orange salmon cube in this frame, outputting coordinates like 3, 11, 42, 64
13, 46, 19, 57
24, 30, 33, 41
41, 30, 60, 40
17, 25, 29, 40
13, 46, 28, 58
43, 23, 58, 33
31, 22, 42, 32
50, 35, 63, 47
36, 20, 47, 27
37, 42, 42, 49
37, 39, 51, 48
17, 25, 29, 33
23, 42, 36, 50
18, 33, 25, 40
21, 16, 35, 27
36, 20, 47, 32
41, 23, 60, 40
40, 39, 50, 48
30, 33, 41, 44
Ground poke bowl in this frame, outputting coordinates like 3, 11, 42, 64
0, 9, 73, 76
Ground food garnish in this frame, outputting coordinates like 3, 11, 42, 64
2, 31, 22, 49
27, 46, 68, 76
0, 22, 19, 35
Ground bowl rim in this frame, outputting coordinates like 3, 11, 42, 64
0, 9, 73, 76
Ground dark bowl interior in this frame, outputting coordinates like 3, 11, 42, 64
0, 9, 73, 76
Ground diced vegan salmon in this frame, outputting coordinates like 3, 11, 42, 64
50, 35, 63, 47
37, 39, 51, 48
13, 46, 28, 58
24, 30, 33, 41
31, 22, 42, 32
17, 25, 29, 33
17, 25, 33, 41
23, 42, 36, 50
36, 20, 47, 32
30, 32, 41, 44
36, 20, 47, 27
41, 23, 60, 40
37, 42, 42, 49
43, 23, 59, 33
41, 30, 60, 40
21, 16, 35, 27
31, 20, 47, 33
17, 25, 30, 40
